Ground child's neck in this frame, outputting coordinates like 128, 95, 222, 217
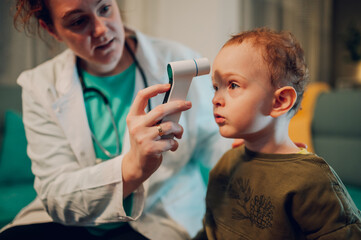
243, 118, 300, 154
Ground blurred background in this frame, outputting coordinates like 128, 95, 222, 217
0, 0, 360, 89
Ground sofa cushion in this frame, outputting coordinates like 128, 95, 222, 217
312, 89, 361, 187
0, 183, 37, 228
346, 184, 361, 209
0, 85, 22, 148
0, 110, 34, 184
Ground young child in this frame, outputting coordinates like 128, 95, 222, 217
194, 28, 361, 239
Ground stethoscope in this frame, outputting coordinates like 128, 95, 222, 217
77, 40, 151, 158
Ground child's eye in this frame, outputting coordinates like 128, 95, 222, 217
212, 85, 218, 91
229, 82, 239, 89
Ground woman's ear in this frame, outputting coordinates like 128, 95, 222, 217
270, 86, 297, 118
39, 19, 62, 42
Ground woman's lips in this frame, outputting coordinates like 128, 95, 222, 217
96, 38, 114, 50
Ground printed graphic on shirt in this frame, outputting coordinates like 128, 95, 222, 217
228, 177, 274, 229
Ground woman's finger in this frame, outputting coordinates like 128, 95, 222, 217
153, 122, 184, 140
150, 138, 180, 153
128, 84, 171, 116
144, 100, 192, 126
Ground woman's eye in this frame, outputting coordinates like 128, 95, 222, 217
100, 5, 111, 15
72, 19, 84, 26
69, 17, 87, 28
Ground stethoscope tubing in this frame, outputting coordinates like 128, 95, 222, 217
77, 39, 150, 158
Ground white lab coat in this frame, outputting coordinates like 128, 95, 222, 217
2, 30, 231, 239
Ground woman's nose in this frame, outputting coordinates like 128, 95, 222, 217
93, 16, 107, 38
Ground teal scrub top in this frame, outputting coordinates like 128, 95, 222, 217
81, 63, 136, 235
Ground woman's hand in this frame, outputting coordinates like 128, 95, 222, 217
122, 84, 192, 197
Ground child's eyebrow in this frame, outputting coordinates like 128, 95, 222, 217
212, 70, 250, 87
220, 72, 249, 83
217, 70, 270, 92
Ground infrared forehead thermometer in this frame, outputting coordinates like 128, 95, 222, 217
160, 58, 210, 138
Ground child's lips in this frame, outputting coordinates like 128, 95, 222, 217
214, 114, 226, 124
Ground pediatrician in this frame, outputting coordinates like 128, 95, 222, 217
0, 0, 231, 239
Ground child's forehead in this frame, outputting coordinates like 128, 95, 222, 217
212, 42, 271, 86
225, 40, 264, 55
215, 42, 266, 71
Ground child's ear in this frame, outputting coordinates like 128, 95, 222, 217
39, 19, 63, 42
270, 86, 297, 118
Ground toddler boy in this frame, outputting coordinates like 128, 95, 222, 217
195, 28, 361, 239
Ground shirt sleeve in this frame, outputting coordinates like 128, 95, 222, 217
316, 222, 361, 240
291, 164, 361, 239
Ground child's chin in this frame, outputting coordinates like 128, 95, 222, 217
219, 130, 238, 139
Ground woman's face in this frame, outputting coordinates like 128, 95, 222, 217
45, 0, 125, 72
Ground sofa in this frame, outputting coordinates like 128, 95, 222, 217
290, 82, 361, 209
0, 85, 36, 228
0, 83, 360, 229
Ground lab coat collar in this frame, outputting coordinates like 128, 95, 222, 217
50, 50, 96, 167
54, 49, 79, 96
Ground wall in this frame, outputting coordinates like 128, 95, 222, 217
332, 0, 361, 88
119, 0, 241, 64
0, 0, 64, 86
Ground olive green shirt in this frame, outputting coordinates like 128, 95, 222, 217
195, 146, 361, 239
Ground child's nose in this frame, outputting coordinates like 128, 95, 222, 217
212, 92, 224, 107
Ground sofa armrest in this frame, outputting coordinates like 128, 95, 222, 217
312, 89, 361, 188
